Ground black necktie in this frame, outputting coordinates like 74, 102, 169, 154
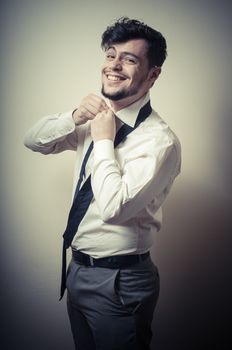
60, 100, 152, 300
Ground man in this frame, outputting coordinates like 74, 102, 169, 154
24, 17, 181, 350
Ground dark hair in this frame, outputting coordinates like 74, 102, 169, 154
101, 17, 167, 67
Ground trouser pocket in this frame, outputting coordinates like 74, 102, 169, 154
114, 261, 160, 315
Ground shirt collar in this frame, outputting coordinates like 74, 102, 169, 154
111, 92, 150, 128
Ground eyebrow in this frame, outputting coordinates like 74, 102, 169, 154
107, 46, 140, 60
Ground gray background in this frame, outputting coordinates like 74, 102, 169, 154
1, 0, 231, 349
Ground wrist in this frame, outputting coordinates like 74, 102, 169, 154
93, 139, 114, 161
72, 109, 87, 126
93, 136, 114, 142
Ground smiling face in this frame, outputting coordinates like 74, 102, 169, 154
101, 39, 160, 110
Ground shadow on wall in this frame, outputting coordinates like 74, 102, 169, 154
151, 181, 232, 350
1, 180, 231, 350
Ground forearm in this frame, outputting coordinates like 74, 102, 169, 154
24, 111, 79, 154
24, 94, 109, 155
91, 139, 180, 224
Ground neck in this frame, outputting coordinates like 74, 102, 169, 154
109, 92, 148, 112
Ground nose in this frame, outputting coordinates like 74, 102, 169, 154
109, 57, 122, 70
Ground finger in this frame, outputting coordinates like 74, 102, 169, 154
87, 94, 109, 111
84, 101, 102, 116
104, 109, 115, 119
79, 106, 96, 120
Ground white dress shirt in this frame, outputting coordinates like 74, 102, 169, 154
24, 93, 181, 258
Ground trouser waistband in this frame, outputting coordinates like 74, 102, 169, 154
72, 249, 150, 268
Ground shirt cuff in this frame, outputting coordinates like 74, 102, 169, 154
93, 139, 115, 162
58, 110, 76, 127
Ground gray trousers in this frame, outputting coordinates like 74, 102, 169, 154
66, 255, 160, 350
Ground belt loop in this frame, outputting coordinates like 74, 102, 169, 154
89, 256, 94, 266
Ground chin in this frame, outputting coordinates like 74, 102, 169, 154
102, 90, 127, 101
101, 86, 125, 100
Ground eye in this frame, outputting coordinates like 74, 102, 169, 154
106, 53, 115, 61
123, 56, 137, 64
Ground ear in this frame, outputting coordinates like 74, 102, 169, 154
150, 66, 161, 80
148, 66, 161, 87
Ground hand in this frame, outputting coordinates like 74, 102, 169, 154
72, 94, 108, 125
91, 109, 116, 142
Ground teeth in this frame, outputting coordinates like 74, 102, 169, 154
107, 75, 123, 81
